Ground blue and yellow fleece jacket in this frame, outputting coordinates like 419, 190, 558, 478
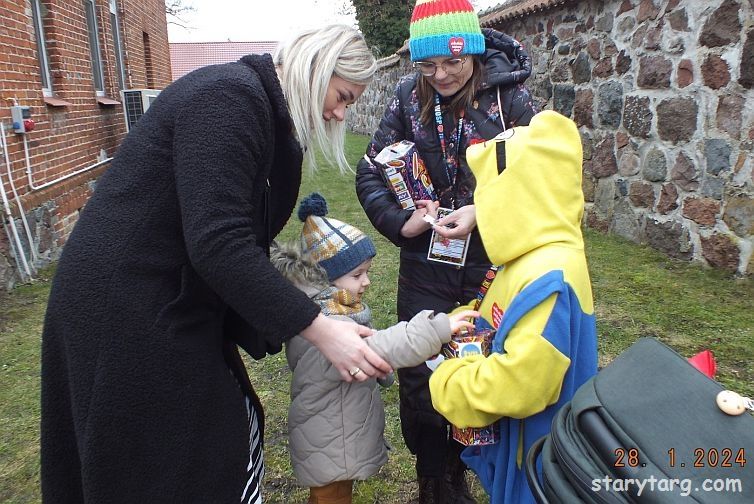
429, 110, 598, 503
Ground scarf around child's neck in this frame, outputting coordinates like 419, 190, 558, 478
312, 286, 372, 328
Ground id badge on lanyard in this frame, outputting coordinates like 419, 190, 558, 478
428, 93, 471, 268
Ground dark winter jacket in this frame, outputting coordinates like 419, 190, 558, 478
40, 54, 320, 503
356, 29, 537, 267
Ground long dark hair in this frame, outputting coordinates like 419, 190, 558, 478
416, 55, 484, 125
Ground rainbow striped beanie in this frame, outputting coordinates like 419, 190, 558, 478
298, 193, 376, 282
409, 0, 485, 62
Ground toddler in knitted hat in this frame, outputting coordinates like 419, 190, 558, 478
271, 193, 477, 504
297, 192, 377, 305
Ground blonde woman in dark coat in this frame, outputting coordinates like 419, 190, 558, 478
40, 25, 387, 504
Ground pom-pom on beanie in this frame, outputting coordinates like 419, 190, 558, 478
409, 0, 485, 62
298, 193, 376, 282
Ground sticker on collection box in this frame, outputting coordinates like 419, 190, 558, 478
442, 329, 500, 446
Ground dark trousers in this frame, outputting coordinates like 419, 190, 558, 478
396, 254, 489, 477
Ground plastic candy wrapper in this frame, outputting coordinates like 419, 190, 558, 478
442, 328, 500, 446
372, 140, 435, 210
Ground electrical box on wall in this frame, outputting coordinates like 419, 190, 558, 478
10, 106, 34, 134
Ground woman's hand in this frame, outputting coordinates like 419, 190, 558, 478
400, 200, 440, 238
447, 310, 480, 334
432, 205, 477, 239
300, 313, 393, 382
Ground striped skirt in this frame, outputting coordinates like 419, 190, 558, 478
241, 396, 264, 503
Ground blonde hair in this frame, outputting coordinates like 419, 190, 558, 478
275, 25, 377, 172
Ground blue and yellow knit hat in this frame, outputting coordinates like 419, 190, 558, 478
298, 193, 376, 282
409, 0, 485, 62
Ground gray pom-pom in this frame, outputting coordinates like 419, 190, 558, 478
298, 193, 328, 222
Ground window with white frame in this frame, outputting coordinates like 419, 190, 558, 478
31, 0, 53, 96
84, 0, 105, 95
109, 0, 126, 90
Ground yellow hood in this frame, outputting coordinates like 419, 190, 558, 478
468, 111, 585, 266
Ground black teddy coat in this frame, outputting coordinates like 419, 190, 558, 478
40, 54, 320, 503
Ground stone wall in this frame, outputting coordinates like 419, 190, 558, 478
487, 0, 754, 276
349, 53, 413, 136
348, 0, 754, 276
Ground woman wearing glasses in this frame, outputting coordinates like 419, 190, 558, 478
355, 1, 537, 502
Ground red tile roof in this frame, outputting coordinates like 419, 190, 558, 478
169, 41, 279, 81
479, 0, 574, 26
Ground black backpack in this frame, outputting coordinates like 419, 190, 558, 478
526, 338, 754, 503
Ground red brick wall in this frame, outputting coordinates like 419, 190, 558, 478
0, 0, 171, 289
120, 0, 172, 89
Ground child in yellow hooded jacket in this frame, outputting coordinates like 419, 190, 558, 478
428, 110, 599, 503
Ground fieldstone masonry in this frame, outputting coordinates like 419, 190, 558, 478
347, 0, 754, 275
348, 54, 412, 136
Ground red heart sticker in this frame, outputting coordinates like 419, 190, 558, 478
448, 37, 465, 56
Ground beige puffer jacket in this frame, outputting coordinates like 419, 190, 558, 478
285, 307, 451, 487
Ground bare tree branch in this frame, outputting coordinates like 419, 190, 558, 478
165, 0, 195, 29
336, 0, 356, 17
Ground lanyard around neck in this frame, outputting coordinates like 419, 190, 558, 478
434, 93, 464, 190
472, 265, 499, 312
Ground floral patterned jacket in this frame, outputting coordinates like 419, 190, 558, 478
356, 29, 538, 265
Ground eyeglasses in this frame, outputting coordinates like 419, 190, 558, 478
412, 57, 467, 77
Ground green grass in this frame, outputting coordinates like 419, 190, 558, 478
1, 132, 752, 503
585, 230, 754, 396
0, 267, 54, 504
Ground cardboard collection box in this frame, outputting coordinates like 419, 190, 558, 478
373, 140, 435, 210
442, 328, 500, 446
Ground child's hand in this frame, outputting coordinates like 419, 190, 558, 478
448, 310, 479, 334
